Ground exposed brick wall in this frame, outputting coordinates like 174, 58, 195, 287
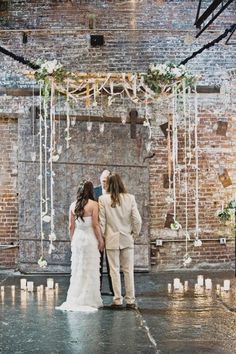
149, 107, 236, 269
0, 0, 235, 269
0, 117, 18, 267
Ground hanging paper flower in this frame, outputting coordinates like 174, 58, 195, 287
165, 195, 174, 204
38, 256, 47, 268
49, 232, 57, 242
170, 220, 182, 231
194, 238, 202, 247
183, 254, 192, 266
48, 243, 56, 255
48, 154, 59, 163
42, 215, 51, 223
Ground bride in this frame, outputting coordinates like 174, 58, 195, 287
56, 180, 104, 312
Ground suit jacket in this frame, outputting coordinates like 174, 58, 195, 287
99, 193, 142, 250
94, 185, 102, 201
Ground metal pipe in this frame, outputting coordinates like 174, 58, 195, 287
151, 238, 234, 244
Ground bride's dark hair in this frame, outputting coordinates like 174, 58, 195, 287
74, 180, 95, 221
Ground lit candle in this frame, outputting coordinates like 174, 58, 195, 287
27, 281, 34, 292
168, 283, 172, 293
223, 280, 230, 291
197, 275, 204, 286
173, 278, 180, 290
20, 279, 27, 290
220, 286, 224, 293
205, 278, 212, 290
55, 283, 59, 289
184, 281, 189, 291
47, 278, 54, 289
216, 284, 221, 291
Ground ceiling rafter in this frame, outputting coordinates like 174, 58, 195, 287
194, 0, 235, 38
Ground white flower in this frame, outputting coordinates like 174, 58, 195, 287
150, 64, 156, 72
171, 67, 182, 78
40, 59, 62, 74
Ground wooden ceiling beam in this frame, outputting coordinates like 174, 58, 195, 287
0, 85, 221, 97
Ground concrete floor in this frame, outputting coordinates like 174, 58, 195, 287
0, 270, 235, 354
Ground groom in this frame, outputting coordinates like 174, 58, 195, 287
94, 169, 114, 296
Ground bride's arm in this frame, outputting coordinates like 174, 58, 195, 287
69, 209, 75, 241
92, 202, 105, 252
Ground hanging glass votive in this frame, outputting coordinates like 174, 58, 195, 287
71, 116, 76, 127
121, 112, 127, 125
30, 151, 36, 162
145, 141, 152, 153
57, 145, 62, 155
99, 122, 105, 133
87, 121, 93, 132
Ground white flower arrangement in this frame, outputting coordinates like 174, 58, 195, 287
36, 59, 62, 75
144, 62, 197, 94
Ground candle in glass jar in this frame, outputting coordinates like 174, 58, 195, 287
205, 278, 212, 290
167, 283, 172, 293
184, 281, 189, 291
47, 278, 54, 289
27, 281, 34, 292
20, 279, 27, 290
173, 278, 180, 289
197, 275, 204, 286
223, 280, 230, 291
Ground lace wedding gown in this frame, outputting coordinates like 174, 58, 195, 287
56, 214, 103, 312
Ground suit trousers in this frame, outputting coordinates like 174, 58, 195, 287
106, 247, 135, 305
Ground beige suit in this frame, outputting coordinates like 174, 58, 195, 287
99, 193, 142, 305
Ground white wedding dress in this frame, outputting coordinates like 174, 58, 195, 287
56, 213, 103, 313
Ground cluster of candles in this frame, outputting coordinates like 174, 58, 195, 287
168, 275, 231, 293
0, 278, 59, 294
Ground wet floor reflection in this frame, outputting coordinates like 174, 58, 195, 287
0, 273, 235, 354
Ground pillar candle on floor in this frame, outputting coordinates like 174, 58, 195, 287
27, 282, 34, 292
47, 278, 54, 289
20, 279, 27, 290
197, 275, 204, 286
173, 278, 180, 289
205, 278, 212, 290
223, 280, 230, 291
